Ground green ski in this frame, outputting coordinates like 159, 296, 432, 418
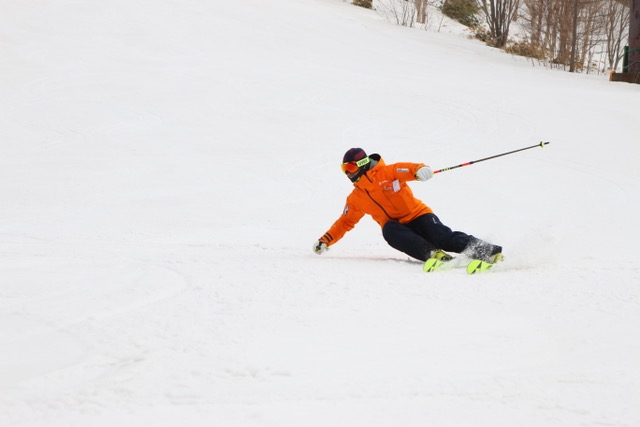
423, 257, 462, 272
425, 254, 503, 274
423, 257, 446, 272
466, 259, 495, 274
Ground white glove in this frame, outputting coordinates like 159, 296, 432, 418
416, 166, 433, 181
312, 240, 328, 255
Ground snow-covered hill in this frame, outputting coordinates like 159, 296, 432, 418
1, 0, 638, 426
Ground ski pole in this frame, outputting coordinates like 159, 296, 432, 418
433, 141, 550, 174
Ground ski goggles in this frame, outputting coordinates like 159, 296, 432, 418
341, 157, 370, 173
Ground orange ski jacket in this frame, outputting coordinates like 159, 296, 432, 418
319, 154, 434, 246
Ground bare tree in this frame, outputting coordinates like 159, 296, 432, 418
630, 0, 640, 72
603, 0, 630, 70
569, 0, 603, 72
569, 0, 580, 71
478, 0, 521, 47
376, 0, 417, 27
415, 0, 429, 24
519, 0, 629, 72
521, 0, 544, 46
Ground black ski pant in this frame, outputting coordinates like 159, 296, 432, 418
381, 213, 501, 262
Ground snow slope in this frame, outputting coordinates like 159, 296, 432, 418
1, 0, 639, 426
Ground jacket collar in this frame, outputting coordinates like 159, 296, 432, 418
354, 154, 383, 187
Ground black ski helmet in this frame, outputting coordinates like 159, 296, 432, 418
341, 148, 371, 183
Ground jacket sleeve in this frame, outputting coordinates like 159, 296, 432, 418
390, 162, 426, 181
319, 197, 365, 246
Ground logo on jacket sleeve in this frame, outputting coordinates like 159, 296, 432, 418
343, 205, 349, 215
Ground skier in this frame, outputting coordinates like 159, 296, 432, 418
312, 148, 503, 265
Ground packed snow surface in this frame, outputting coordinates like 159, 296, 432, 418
1, 0, 639, 426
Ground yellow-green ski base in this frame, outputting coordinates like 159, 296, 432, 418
466, 259, 494, 274
423, 258, 445, 272
423, 257, 463, 272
